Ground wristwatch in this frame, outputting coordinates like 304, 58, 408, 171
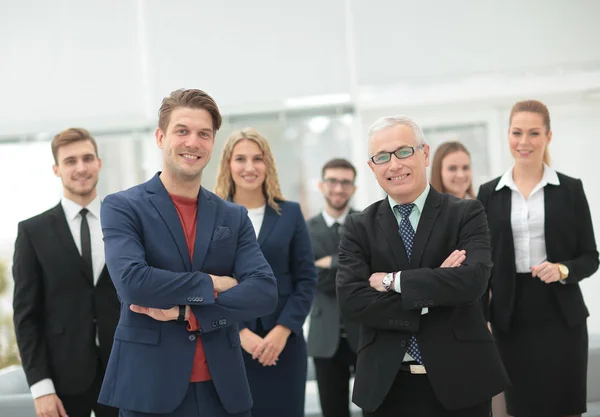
177, 305, 186, 322
558, 264, 569, 280
382, 273, 395, 292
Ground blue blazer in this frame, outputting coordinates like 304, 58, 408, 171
243, 201, 317, 336
97, 173, 277, 415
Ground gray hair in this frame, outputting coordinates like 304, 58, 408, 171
367, 115, 427, 155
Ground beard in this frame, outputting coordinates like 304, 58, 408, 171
325, 195, 350, 211
64, 176, 98, 198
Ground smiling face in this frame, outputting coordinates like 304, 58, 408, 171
53, 140, 102, 201
441, 150, 472, 199
318, 167, 356, 211
368, 124, 430, 204
509, 111, 551, 168
229, 139, 267, 195
155, 107, 215, 182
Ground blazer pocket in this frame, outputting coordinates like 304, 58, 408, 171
357, 329, 376, 352
212, 226, 232, 242
114, 324, 160, 345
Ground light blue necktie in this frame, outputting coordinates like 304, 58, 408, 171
396, 204, 424, 365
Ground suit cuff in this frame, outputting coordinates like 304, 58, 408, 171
30, 378, 55, 399
393, 271, 402, 293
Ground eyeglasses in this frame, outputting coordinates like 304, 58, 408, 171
370, 144, 425, 165
323, 178, 355, 188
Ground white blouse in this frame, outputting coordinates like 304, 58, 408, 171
246, 205, 266, 238
495, 164, 560, 273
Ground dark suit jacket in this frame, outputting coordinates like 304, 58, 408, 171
307, 211, 359, 358
241, 201, 317, 337
12, 203, 120, 395
97, 173, 277, 415
336, 187, 509, 412
478, 172, 599, 332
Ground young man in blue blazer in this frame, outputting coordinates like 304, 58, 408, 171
97, 89, 278, 417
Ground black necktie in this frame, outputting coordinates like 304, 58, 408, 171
80, 208, 93, 281
332, 222, 341, 236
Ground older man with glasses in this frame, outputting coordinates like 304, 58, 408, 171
336, 115, 509, 417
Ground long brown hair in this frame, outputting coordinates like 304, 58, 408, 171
430, 141, 475, 199
214, 128, 285, 213
509, 99, 551, 165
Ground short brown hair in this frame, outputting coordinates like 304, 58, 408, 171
321, 158, 357, 180
51, 128, 98, 164
509, 99, 551, 165
430, 141, 474, 199
158, 89, 222, 133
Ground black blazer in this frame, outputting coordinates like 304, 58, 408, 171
12, 203, 120, 395
307, 211, 359, 358
478, 172, 599, 332
336, 187, 509, 412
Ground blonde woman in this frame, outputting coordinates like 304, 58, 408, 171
215, 127, 317, 417
478, 100, 598, 417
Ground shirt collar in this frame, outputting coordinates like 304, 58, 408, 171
321, 207, 351, 228
495, 164, 560, 192
61, 195, 101, 220
387, 183, 431, 216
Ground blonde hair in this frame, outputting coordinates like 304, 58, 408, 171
509, 100, 551, 165
214, 127, 285, 213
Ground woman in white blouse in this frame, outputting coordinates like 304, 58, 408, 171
477, 100, 599, 417
214, 128, 317, 417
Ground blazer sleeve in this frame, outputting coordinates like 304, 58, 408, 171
276, 205, 318, 335
561, 179, 599, 283
102, 193, 277, 333
400, 199, 493, 309
336, 214, 421, 333
476, 184, 492, 321
308, 223, 337, 296
12, 222, 50, 387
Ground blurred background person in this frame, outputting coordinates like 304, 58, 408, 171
430, 141, 475, 199
214, 127, 317, 417
307, 158, 361, 417
478, 100, 599, 417
12, 128, 120, 417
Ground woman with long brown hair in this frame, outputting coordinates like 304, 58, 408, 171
478, 100, 598, 417
214, 127, 317, 417
430, 141, 475, 199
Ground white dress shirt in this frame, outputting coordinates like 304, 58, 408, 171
247, 205, 266, 238
321, 207, 350, 228
495, 164, 560, 273
30, 196, 105, 399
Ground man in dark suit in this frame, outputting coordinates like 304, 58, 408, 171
13, 128, 120, 417
336, 115, 509, 417
307, 158, 361, 417
97, 89, 278, 417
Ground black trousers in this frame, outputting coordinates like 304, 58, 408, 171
60, 360, 118, 417
313, 337, 362, 417
364, 370, 491, 417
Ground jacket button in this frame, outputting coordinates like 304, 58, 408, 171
428, 300, 434, 306
187, 297, 193, 303
413, 301, 419, 307
189, 334, 196, 342
389, 319, 395, 325
198, 297, 204, 303
400, 340, 406, 348
404, 321, 410, 327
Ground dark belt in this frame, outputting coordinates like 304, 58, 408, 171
400, 362, 427, 374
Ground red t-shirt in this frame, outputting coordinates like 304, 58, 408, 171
170, 193, 211, 382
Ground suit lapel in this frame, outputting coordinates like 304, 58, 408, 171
51, 203, 94, 285
376, 201, 409, 270
411, 189, 442, 268
192, 188, 216, 270
147, 174, 191, 271
258, 204, 278, 246
543, 183, 559, 259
